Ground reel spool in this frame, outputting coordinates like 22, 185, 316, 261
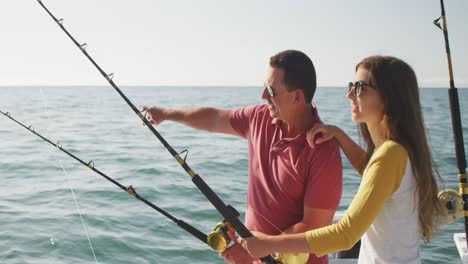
207, 220, 235, 253
438, 188, 463, 225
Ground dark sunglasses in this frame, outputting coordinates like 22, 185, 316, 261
264, 83, 276, 97
348, 81, 371, 96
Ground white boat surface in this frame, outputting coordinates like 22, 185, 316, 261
454, 233, 468, 263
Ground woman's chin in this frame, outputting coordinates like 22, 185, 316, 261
351, 114, 361, 123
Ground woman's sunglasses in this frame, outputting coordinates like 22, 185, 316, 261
348, 81, 371, 96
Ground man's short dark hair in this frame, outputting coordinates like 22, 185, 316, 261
269, 50, 316, 103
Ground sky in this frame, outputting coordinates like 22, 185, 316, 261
0, 0, 467, 88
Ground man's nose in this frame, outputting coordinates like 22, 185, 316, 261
346, 88, 355, 100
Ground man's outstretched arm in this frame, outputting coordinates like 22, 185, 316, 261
141, 105, 238, 135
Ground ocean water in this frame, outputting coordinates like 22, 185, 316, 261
0, 86, 467, 264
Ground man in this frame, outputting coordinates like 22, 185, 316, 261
142, 50, 342, 264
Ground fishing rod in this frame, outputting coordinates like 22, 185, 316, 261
434, 0, 468, 247
0, 109, 208, 246
36, 1, 277, 262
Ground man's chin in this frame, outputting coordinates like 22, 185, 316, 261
268, 109, 278, 118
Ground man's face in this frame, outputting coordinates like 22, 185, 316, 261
262, 66, 294, 120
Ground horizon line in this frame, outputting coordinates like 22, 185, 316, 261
0, 85, 466, 89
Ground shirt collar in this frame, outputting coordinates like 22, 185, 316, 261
271, 102, 321, 145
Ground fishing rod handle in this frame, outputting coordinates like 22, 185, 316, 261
191, 175, 253, 237
449, 89, 467, 173
191, 175, 279, 264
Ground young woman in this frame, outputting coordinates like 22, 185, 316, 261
238, 56, 441, 263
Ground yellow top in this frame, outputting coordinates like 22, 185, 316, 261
306, 140, 408, 256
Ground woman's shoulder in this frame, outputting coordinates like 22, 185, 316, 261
375, 140, 408, 159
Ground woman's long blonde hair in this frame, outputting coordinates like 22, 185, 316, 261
356, 56, 442, 242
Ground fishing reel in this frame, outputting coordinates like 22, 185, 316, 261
207, 220, 236, 252
438, 188, 463, 225
207, 221, 303, 264
205, 205, 307, 264
207, 205, 241, 253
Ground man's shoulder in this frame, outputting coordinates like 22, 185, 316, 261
233, 104, 267, 113
229, 105, 271, 135
248, 104, 268, 113
233, 104, 269, 120
310, 138, 341, 157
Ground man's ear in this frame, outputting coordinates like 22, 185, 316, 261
294, 89, 305, 103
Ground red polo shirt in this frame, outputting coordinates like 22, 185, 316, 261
229, 104, 342, 264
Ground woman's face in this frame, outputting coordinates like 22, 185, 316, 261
347, 67, 385, 126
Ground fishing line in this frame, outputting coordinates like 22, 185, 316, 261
39, 85, 91, 256
251, 207, 284, 235
59, 164, 99, 264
